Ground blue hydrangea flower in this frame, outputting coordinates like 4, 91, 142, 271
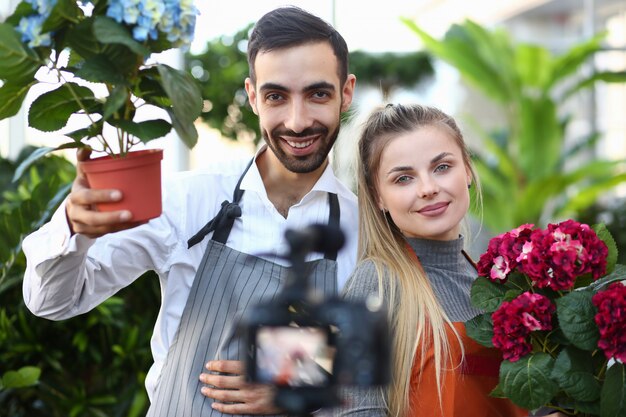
24, 0, 57, 16
18, 14, 52, 47
18, 0, 57, 47
106, 0, 197, 48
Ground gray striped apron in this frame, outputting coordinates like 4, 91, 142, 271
147, 160, 340, 417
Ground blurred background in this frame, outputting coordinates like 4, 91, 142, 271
1, 1, 625, 416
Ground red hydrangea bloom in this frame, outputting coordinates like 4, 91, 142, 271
592, 282, 626, 362
518, 220, 608, 291
477, 224, 534, 282
492, 292, 555, 361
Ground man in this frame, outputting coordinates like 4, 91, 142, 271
22, 6, 357, 417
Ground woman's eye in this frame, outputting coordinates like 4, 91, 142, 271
395, 175, 411, 184
435, 164, 450, 173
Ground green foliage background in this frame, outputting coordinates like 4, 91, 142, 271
0, 148, 158, 417
402, 19, 626, 234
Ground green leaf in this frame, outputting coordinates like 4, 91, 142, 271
111, 119, 171, 143
590, 264, 626, 291
28, 83, 96, 132
93, 16, 149, 57
103, 85, 129, 120
499, 353, 557, 410
0, 80, 36, 119
555, 290, 599, 351
563, 71, 626, 100
551, 347, 601, 402
601, 362, 626, 417
594, 223, 618, 274
402, 19, 512, 103
518, 95, 561, 180
0, 23, 41, 82
465, 313, 494, 347
470, 276, 508, 312
42, 0, 82, 32
1, 366, 41, 388
157, 64, 202, 141
76, 55, 127, 84
548, 32, 604, 89
166, 107, 198, 149
13, 143, 83, 182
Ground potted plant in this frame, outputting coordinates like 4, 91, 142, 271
467, 220, 626, 416
0, 0, 203, 221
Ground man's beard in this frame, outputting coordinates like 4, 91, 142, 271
262, 124, 340, 174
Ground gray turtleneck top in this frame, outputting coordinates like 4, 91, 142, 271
333, 236, 481, 417
343, 235, 481, 322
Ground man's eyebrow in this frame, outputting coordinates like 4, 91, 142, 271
258, 82, 288, 92
258, 81, 336, 93
303, 81, 335, 92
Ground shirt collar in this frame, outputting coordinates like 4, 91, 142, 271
240, 145, 348, 199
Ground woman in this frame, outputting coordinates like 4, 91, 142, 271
336, 104, 526, 417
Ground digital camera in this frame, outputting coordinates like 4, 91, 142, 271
241, 224, 390, 414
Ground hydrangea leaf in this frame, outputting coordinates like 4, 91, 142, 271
593, 223, 617, 274
600, 362, 626, 417
103, 85, 129, 120
590, 264, 626, 291
470, 276, 508, 312
76, 55, 127, 85
157, 64, 202, 148
0, 81, 37, 119
465, 313, 494, 347
499, 353, 557, 410
555, 290, 599, 351
157, 64, 203, 123
0, 23, 40, 82
28, 83, 96, 132
166, 108, 198, 149
551, 347, 601, 402
93, 16, 149, 57
110, 120, 172, 143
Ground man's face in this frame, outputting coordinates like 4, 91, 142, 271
246, 42, 355, 174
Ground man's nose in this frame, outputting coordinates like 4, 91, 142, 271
284, 100, 312, 133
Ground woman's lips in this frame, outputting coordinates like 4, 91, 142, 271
418, 202, 449, 216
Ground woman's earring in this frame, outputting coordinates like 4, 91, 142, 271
467, 183, 472, 189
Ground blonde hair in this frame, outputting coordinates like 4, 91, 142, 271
352, 103, 480, 417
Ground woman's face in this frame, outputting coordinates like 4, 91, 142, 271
375, 125, 472, 241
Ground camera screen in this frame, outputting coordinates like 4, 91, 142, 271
255, 326, 332, 387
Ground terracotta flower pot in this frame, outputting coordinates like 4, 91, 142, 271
81, 149, 163, 222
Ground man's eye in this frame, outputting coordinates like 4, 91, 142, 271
312, 91, 329, 99
266, 93, 282, 101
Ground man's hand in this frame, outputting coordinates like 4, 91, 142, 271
199, 360, 281, 415
66, 148, 146, 238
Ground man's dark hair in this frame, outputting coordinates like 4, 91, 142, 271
247, 6, 349, 85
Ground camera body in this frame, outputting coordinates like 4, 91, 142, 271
241, 224, 390, 414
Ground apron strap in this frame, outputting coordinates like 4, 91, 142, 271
187, 158, 253, 248
188, 158, 341, 260
324, 192, 340, 261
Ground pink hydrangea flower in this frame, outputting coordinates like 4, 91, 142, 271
592, 282, 626, 362
492, 292, 555, 361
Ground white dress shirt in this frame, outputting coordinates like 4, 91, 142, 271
22, 149, 358, 401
